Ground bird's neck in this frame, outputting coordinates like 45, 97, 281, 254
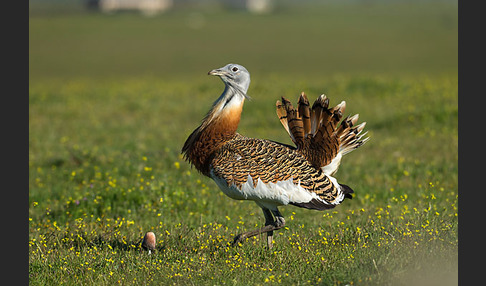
182, 88, 246, 175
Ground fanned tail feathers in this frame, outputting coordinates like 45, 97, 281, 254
276, 92, 369, 169
276, 97, 305, 147
298, 94, 311, 135
338, 115, 369, 156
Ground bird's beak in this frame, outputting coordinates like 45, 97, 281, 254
208, 68, 225, 76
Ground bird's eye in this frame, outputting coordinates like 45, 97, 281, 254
232, 66, 239, 72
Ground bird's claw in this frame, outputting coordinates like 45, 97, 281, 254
231, 234, 246, 247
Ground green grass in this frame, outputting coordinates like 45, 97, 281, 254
30, 3, 457, 285
29, 74, 458, 285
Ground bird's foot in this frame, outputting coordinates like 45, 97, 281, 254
274, 216, 286, 229
231, 233, 248, 247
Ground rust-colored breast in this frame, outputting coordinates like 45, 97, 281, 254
182, 100, 244, 176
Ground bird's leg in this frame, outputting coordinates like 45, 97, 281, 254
232, 207, 286, 248
267, 208, 286, 249
232, 208, 275, 246
272, 208, 286, 229
263, 208, 276, 249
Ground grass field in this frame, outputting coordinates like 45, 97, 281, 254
29, 2, 458, 285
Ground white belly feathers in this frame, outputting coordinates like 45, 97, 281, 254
210, 169, 326, 210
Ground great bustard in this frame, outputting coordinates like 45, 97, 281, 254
182, 63, 368, 248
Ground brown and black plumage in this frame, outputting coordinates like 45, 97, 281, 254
182, 63, 368, 248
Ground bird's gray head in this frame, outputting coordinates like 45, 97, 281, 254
208, 63, 251, 97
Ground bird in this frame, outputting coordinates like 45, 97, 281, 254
181, 63, 368, 248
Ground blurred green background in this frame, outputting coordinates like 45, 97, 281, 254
29, 0, 457, 81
